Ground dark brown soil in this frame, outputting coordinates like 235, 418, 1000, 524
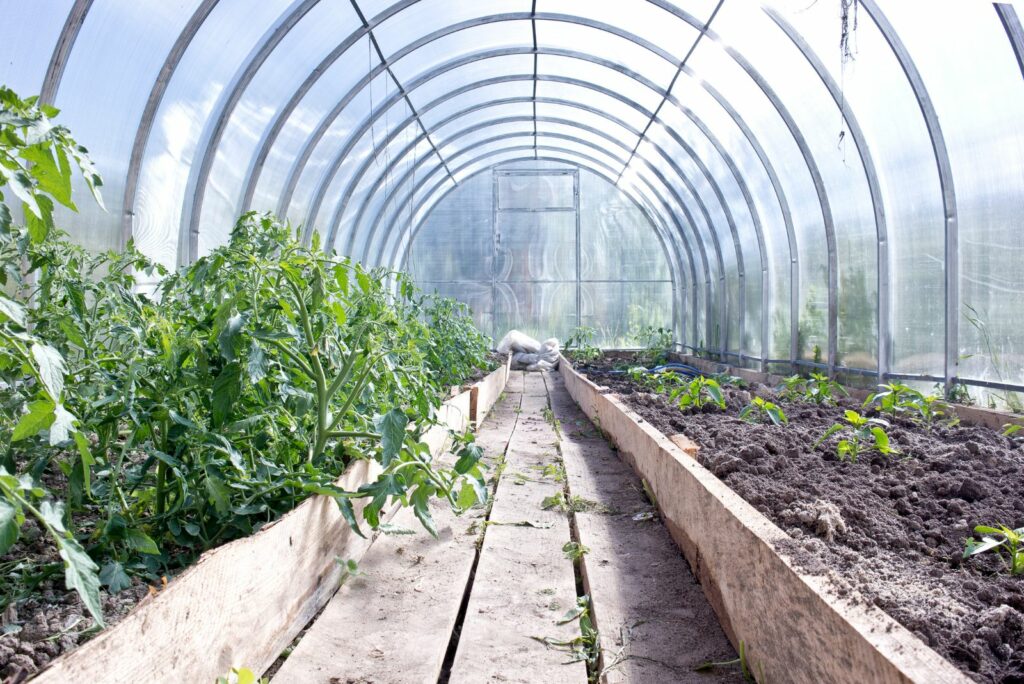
581, 360, 1024, 684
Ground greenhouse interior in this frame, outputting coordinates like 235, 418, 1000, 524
0, 0, 1023, 682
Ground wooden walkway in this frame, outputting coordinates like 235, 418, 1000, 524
272, 371, 740, 684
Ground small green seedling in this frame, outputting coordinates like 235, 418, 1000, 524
864, 382, 922, 419
778, 375, 807, 403
634, 325, 673, 365
216, 668, 267, 684
1003, 423, 1023, 437
816, 410, 899, 462
739, 396, 788, 426
564, 326, 601, 364
562, 541, 590, 561
806, 372, 847, 405
671, 376, 726, 412
963, 525, 1024, 576
906, 393, 947, 429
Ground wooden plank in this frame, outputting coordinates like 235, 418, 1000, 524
545, 372, 739, 683
34, 387, 486, 684
559, 361, 970, 684
271, 377, 522, 684
472, 355, 511, 426
271, 501, 480, 684
448, 373, 587, 684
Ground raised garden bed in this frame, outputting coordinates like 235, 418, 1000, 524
559, 356, 1024, 683
27, 362, 509, 683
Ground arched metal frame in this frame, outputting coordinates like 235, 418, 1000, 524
31, 0, 1007, 393
394, 152, 688, 346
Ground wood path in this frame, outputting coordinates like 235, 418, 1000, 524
270, 371, 739, 684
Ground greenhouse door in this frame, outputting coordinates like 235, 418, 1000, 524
492, 168, 580, 341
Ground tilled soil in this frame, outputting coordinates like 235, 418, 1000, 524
582, 362, 1024, 684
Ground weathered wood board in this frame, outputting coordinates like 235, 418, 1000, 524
448, 374, 587, 684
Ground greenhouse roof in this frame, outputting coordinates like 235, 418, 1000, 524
2, 0, 1023, 393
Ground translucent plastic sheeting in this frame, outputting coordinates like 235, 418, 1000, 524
408, 163, 672, 345
51, 0, 204, 256
882, 0, 1024, 402
198, 0, 361, 248
133, 0, 290, 269
0, 0, 73, 97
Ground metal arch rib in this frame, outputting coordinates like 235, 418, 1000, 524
386, 148, 692, 342
997, 4, 1024, 78
398, 155, 686, 340
358, 118, 715, 346
343, 78, 771, 365
236, 0, 420, 213
372, 137, 699, 344
765, 7, 890, 381
39, 0, 93, 105
859, 0, 958, 393
178, 0, 321, 265
375, 134, 704, 344
121, 0, 220, 250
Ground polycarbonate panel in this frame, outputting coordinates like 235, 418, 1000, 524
0, 0, 73, 96
535, 80, 650, 131
50, 0, 203, 256
419, 81, 534, 130
134, 0, 293, 267
388, 21, 533, 85
199, 0, 360, 249
249, 36, 372, 214
882, 0, 1024, 400
536, 119, 639, 158
408, 171, 492, 281
579, 171, 670, 281
439, 122, 532, 158
430, 102, 534, 141
495, 211, 576, 281
581, 282, 673, 348
405, 55, 534, 111
719, 4, 877, 367
536, 0, 699, 63
686, 41, 825, 360
497, 173, 574, 210
536, 53, 663, 113
494, 281, 577, 342
533, 19, 679, 90
286, 70, 396, 232
373, 0, 523, 57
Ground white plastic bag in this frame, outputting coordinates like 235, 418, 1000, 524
499, 330, 560, 370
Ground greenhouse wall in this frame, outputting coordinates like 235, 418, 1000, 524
1, 0, 1023, 403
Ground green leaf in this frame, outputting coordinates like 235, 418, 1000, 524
1002, 423, 1022, 437
814, 423, 844, 448
31, 342, 66, 400
247, 341, 267, 383
12, 398, 56, 441
39, 499, 67, 534
456, 482, 478, 510
125, 528, 160, 555
0, 500, 20, 555
73, 431, 94, 497
211, 362, 242, 427
99, 561, 132, 593
375, 409, 408, 468
356, 269, 371, 294
22, 142, 75, 210
411, 485, 437, 537
48, 403, 76, 445
218, 312, 246, 362
24, 194, 53, 242
206, 475, 231, 516
870, 426, 893, 453
335, 497, 364, 538
57, 535, 104, 627
0, 294, 26, 326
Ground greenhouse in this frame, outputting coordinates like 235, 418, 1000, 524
0, 0, 1022, 682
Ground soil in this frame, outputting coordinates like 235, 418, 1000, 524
0, 518, 149, 683
580, 358, 1024, 684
